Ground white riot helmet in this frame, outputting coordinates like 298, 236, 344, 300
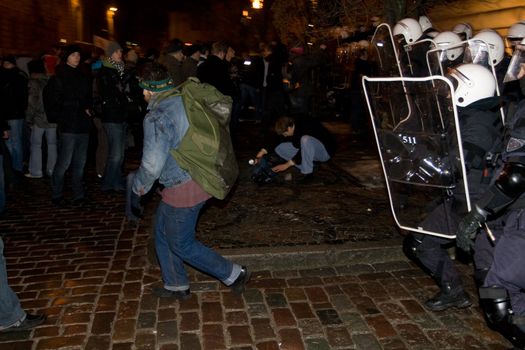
507, 21, 525, 47
473, 30, 505, 66
419, 16, 433, 32
452, 23, 473, 40
448, 63, 496, 107
393, 18, 423, 44
433, 31, 463, 60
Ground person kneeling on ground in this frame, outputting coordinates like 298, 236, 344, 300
254, 116, 336, 182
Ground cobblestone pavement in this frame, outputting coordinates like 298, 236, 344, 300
0, 121, 512, 349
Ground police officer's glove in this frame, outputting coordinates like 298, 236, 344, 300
456, 206, 487, 252
130, 192, 144, 219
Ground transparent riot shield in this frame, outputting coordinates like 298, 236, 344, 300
463, 39, 494, 67
426, 38, 505, 121
370, 23, 403, 77
504, 40, 525, 83
362, 75, 470, 238
398, 38, 435, 77
426, 42, 465, 76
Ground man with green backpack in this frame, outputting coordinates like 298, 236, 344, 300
130, 62, 249, 299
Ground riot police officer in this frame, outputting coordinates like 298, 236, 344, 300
472, 30, 507, 91
403, 63, 504, 311
452, 22, 473, 41
393, 18, 429, 77
456, 79, 525, 350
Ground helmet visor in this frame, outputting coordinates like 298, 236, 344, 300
463, 40, 490, 66
503, 42, 525, 83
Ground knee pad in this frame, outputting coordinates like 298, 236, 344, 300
402, 234, 423, 262
479, 286, 511, 325
479, 286, 525, 347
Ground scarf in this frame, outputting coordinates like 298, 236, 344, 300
107, 57, 125, 78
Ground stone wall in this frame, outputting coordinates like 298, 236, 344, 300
0, 0, 82, 56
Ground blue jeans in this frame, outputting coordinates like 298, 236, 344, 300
6, 119, 25, 172
51, 133, 89, 200
0, 237, 25, 329
102, 123, 127, 191
28, 126, 57, 177
0, 155, 5, 212
154, 200, 241, 291
275, 135, 331, 174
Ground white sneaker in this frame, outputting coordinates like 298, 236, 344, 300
24, 173, 43, 179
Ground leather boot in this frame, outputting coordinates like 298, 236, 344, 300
425, 282, 472, 311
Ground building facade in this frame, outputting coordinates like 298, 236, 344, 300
0, 0, 96, 56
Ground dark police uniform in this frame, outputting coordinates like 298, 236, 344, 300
458, 98, 525, 348
404, 96, 503, 310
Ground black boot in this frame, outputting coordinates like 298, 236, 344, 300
425, 283, 472, 311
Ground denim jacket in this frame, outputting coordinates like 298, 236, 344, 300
132, 91, 191, 195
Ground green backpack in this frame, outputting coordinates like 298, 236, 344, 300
169, 78, 238, 200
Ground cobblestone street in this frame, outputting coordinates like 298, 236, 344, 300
0, 121, 512, 349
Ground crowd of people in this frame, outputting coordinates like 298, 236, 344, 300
0, 36, 341, 334
1, 17, 524, 347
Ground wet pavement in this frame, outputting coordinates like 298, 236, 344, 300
0, 120, 512, 349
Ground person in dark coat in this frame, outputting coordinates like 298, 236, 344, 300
261, 44, 287, 127
181, 44, 201, 81
159, 39, 185, 87
237, 51, 264, 123
196, 41, 235, 97
94, 41, 134, 192
0, 55, 28, 174
46, 45, 93, 206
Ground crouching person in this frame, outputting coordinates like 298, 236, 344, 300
254, 116, 336, 183
130, 63, 249, 299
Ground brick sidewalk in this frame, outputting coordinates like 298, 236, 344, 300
0, 213, 511, 349
0, 121, 512, 349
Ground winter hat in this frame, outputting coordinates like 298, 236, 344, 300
105, 41, 122, 57
139, 77, 174, 92
138, 63, 174, 92
61, 45, 82, 62
166, 39, 184, 54
3, 55, 16, 65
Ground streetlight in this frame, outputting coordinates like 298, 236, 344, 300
251, 0, 263, 9
106, 6, 118, 39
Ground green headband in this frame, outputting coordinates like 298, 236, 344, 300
139, 78, 174, 92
